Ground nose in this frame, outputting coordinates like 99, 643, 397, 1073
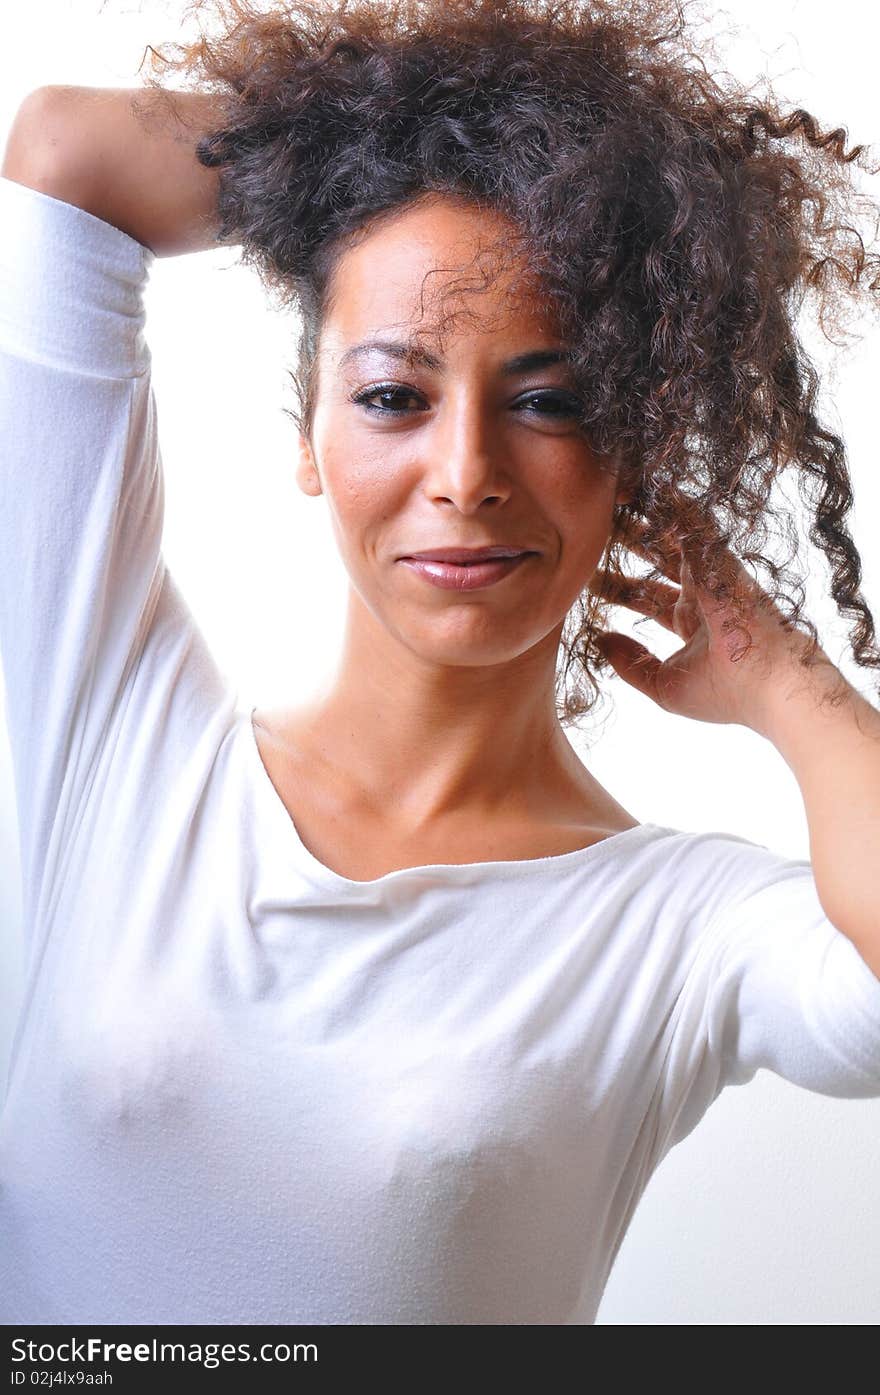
421, 390, 513, 512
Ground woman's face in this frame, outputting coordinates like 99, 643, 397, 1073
297, 192, 631, 670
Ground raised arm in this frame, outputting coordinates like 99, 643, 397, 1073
1, 84, 230, 258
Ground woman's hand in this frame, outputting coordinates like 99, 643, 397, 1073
589, 517, 837, 733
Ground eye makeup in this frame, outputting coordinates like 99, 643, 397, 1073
347, 381, 584, 421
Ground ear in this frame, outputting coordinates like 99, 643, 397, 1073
295, 433, 323, 497
609, 446, 636, 509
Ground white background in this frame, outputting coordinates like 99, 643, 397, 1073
1, 0, 878, 1323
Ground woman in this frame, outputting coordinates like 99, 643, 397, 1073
1, 0, 879, 1326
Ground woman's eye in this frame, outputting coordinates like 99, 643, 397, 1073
348, 384, 582, 420
516, 391, 582, 419
350, 384, 425, 415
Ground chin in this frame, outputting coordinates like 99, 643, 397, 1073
401, 617, 553, 668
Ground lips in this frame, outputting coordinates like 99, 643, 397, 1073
398, 552, 535, 591
400, 546, 533, 564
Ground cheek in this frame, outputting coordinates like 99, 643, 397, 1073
540, 466, 618, 551
321, 456, 404, 559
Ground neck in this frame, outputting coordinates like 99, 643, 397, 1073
300, 590, 601, 831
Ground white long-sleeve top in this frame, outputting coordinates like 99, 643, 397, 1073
1, 172, 879, 1326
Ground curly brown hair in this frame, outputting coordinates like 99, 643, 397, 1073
135, 0, 880, 728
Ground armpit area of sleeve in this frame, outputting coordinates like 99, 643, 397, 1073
817, 930, 880, 1087
707, 869, 880, 1097
0, 173, 155, 378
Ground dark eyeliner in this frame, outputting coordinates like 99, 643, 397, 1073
348, 383, 582, 418
348, 382, 424, 415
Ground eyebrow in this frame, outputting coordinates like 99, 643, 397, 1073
337, 339, 575, 375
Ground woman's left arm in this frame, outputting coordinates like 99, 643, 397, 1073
590, 519, 880, 977
752, 651, 880, 976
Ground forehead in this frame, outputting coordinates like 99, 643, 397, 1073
320, 193, 560, 359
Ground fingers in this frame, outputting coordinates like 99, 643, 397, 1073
594, 631, 667, 704
616, 516, 683, 584
588, 566, 681, 633
618, 515, 755, 598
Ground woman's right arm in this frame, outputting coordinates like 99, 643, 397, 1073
1, 84, 230, 258
1, 89, 238, 959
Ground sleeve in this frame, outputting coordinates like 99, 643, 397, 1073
0, 173, 191, 942
657, 840, 880, 1156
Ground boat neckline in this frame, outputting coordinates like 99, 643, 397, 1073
242, 706, 667, 890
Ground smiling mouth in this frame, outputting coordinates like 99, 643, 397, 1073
404, 555, 529, 566
400, 547, 535, 564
